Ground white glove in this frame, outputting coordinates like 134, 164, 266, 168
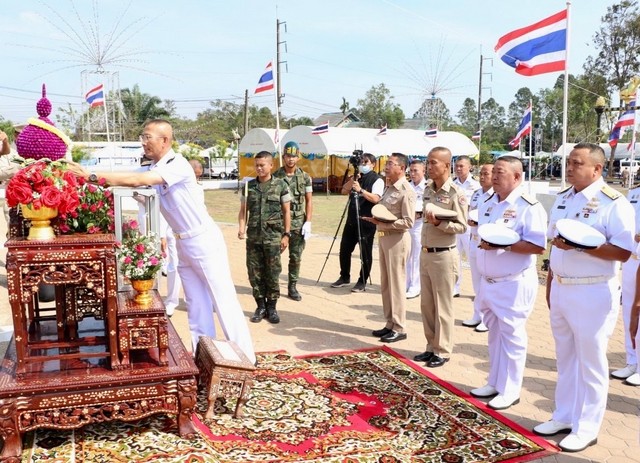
301, 221, 312, 240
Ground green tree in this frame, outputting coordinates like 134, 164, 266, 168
120, 84, 171, 139
413, 98, 453, 129
480, 98, 508, 147
507, 88, 538, 128
585, 0, 640, 98
355, 84, 405, 128
456, 98, 478, 134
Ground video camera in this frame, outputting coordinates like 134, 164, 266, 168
349, 149, 364, 169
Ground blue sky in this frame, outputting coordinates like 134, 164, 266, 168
0, 0, 615, 127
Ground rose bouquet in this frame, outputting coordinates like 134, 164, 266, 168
118, 219, 164, 281
5, 158, 79, 214
59, 177, 115, 234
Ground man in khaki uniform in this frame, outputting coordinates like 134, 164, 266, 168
364, 153, 415, 342
415, 147, 468, 367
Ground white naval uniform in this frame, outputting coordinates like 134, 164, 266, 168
475, 186, 547, 400
620, 186, 640, 366
454, 176, 480, 294
150, 150, 256, 363
468, 186, 493, 322
406, 177, 427, 295
161, 214, 182, 313
547, 178, 634, 441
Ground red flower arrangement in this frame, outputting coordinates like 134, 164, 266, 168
59, 177, 115, 234
5, 159, 79, 214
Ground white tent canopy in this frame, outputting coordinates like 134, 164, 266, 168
279, 126, 479, 158
238, 128, 287, 155
555, 143, 638, 160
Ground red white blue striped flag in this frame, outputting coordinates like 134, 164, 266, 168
509, 104, 532, 148
254, 62, 275, 94
425, 128, 438, 137
472, 130, 481, 140
312, 122, 329, 135
609, 101, 636, 147
495, 9, 567, 76
85, 84, 105, 107
377, 125, 387, 136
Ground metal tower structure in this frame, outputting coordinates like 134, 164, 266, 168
81, 69, 125, 142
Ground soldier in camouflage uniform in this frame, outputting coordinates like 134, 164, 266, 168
238, 151, 291, 323
273, 141, 313, 301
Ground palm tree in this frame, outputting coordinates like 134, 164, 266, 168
120, 84, 170, 139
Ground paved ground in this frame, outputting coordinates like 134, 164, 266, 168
0, 219, 638, 462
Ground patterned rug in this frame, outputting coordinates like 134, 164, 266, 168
20, 347, 557, 462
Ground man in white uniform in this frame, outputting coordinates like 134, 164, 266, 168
534, 143, 634, 452
406, 159, 427, 299
470, 157, 547, 410
462, 163, 493, 332
610, 183, 640, 383
453, 156, 480, 297
68, 119, 256, 364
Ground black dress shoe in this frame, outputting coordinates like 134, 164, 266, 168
380, 331, 407, 343
427, 355, 449, 368
372, 327, 392, 337
413, 351, 434, 362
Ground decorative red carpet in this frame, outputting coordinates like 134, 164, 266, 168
22, 347, 557, 462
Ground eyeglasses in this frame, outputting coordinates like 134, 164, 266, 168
385, 161, 400, 167
139, 134, 163, 142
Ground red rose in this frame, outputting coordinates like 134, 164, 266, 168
63, 171, 78, 188
58, 192, 80, 215
5, 180, 33, 207
40, 186, 63, 209
29, 169, 45, 187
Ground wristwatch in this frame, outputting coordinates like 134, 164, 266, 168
283, 231, 291, 237
88, 173, 99, 183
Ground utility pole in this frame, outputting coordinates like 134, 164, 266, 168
243, 89, 249, 136
476, 53, 492, 163
276, 19, 287, 122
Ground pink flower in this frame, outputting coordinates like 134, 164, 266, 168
135, 243, 145, 253
123, 256, 132, 264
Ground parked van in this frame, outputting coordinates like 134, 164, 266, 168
619, 159, 640, 176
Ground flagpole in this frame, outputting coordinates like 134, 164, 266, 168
102, 88, 113, 171
528, 99, 533, 193
560, 1, 571, 189
273, 57, 281, 166
630, 90, 638, 189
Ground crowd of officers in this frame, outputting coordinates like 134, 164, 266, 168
237, 141, 639, 454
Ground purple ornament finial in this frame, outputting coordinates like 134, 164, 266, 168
36, 83, 52, 118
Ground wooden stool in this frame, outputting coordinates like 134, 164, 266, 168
117, 290, 168, 367
195, 337, 255, 419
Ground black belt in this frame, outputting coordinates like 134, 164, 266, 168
422, 246, 456, 253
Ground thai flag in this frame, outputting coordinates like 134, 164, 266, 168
312, 122, 329, 135
472, 130, 481, 140
85, 84, 105, 107
255, 61, 275, 94
495, 9, 567, 76
425, 128, 438, 137
609, 101, 636, 147
509, 104, 532, 148
377, 124, 387, 136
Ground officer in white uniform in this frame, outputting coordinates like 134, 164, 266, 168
463, 163, 493, 331
68, 120, 256, 364
406, 159, 427, 299
534, 143, 634, 453
453, 156, 480, 296
469, 156, 547, 411
611, 183, 640, 382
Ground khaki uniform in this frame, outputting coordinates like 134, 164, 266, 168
376, 178, 416, 333
420, 178, 467, 357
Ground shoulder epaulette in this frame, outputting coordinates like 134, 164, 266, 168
520, 193, 539, 205
601, 184, 621, 200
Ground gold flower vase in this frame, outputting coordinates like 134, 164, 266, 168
131, 279, 155, 307
21, 204, 58, 241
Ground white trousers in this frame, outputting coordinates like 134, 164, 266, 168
175, 223, 256, 364
406, 220, 423, 294
549, 277, 619, 441
621, 257, 639, 365
477, 266, 537, 399
454, 230, 470, 294
468, 234, 482, 322
164, 230, 182, 310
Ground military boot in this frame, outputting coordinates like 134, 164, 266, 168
288, 282, 302, 301
265, 299, 280, 324
250, 298, 267, 323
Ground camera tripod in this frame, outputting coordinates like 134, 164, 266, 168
316, 170, 369, 290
